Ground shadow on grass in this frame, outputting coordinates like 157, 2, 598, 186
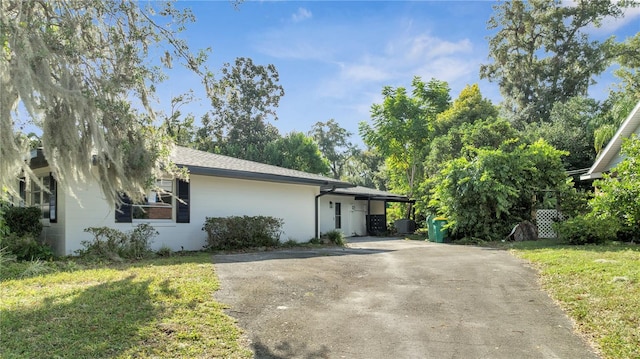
252, 336, 330, 359
0, 275, 158, 358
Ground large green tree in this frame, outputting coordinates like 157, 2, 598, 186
342, 148, 388, 190
522, 96, 600, 171
429, 139, 567, 241
420, 84, 516, 214
264, 132, 330, 175
360, 77, 450, 203
207, 57, 284, 163
309, 119, 356, 179
480, 0, 635, 127
159, 92, 198, 148
1, 0, 214, 205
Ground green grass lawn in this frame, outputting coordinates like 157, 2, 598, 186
508, 240, 640, 359
0, 253, 252, 359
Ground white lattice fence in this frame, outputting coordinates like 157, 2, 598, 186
536, 209, 563, 238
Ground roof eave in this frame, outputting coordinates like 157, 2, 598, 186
579, 172, 603, 181
584, 100, 640, 178
183, 165, 354, 188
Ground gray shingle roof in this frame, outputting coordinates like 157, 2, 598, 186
173, 146, 353, 189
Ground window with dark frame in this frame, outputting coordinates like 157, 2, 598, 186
132, 179, 174, 220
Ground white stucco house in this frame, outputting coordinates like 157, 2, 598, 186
20, 146, 410, 256
581, 100, 640, 180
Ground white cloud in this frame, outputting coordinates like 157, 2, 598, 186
292, 7, 312, 23
316, 33, 478, 101
595, 6, 640, 33
342, 64, 391, 82
561, 0, 640, 34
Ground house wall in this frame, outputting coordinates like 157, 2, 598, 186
606, 125, 640, 171
58, 173, 319, 255
318, 195, 371, 237
189, 175, 318, 244
368, 201, 385, 215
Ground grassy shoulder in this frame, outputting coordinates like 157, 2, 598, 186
0, 253, 252, 359
506, 239, 640, 359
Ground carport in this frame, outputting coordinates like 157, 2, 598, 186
318, 186, 414, 236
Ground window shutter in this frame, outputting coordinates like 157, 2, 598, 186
176, 179, 190, 223
115, 193, 132, 223
19, 178, 26, 206
49, 173, 57, 223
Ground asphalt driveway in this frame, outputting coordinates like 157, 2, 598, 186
213, 237, 599, 359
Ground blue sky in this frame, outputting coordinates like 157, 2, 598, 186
157, 1, 640, 144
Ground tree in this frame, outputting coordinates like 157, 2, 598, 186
480, 0, 634, 127
360, 77, 450, 204
342, 148, 388, 190
159, 92, 198, 147
591, 136, 640, 235
207, 57, 284, 163
432, 84, 498, 137
264, 132, 330, 175
419, 84, 510, 214
1, 1, 212, 205
309, 119, 356, 179
429, 139, 568, 241
522, 96, 599, 171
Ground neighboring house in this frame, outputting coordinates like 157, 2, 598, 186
20, 146, 409, 256
581, 100, 640, 181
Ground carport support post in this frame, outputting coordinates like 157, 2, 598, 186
367, 198, 371, 234
315, 188, 337, 239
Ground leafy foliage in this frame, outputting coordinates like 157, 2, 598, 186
0, 205, 52, 261
264, 132, 330, 174
322, 230, 346, 246
79, 224, 158, 261
522, 97, 600, 170
342, 148, 389, 190
429, 139, 567, 241
1, 1, 206, 206
1, 206, 42, 237
309, 119, 357, 179
360, 76, 450, 202
554, 215, 613, 245
480, 0, 632, 126
202, 216, 284, 250
207, 57, 285, 162
419, 85, 512, 214
591, 136, 640, 236
1, 233, 54, 261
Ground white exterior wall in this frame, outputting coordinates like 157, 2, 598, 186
369, 201, 385, 215
189, 175, 318, 244
62, 177, 140, 255
58, 173, 319, 255
606, 125, 640, 171
318, 195, 368, 237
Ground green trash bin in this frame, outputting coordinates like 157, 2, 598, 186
427, 215, 435, 241
429, 217, 449, 243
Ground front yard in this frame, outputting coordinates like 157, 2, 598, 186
0, 253, 252, 359
2, 240, 638, 359
509, 240, 640, 359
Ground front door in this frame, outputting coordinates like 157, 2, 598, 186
335, 202, 341, 229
